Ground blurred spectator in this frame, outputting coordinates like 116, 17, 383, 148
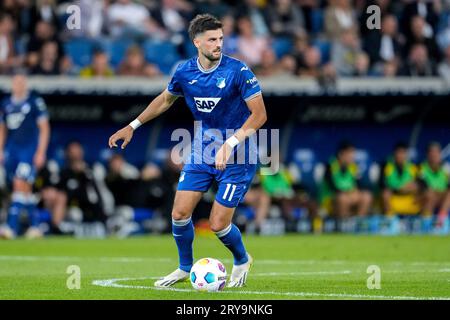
254, 48, 287, 76
152, 0, 194, 43
117, 45, 161, 77
0, 13, 20, 74
68, 0, 107, 39
221, 14, 239, 56
400, 43, 437, 77
59, 141, 107, 223
195, 0, 231, 19
358, 0, 397, 37
266, 0, 305, 38
298, 45, 322, 77
323, 142, 372, 222
324, 0, 357, 41
404, 15, 441, 63
80, 49, 114, 78
28, 0, 60, 33
105, 153, 140, 207
353, 51, 370, 76
438, 44, 450, 83
241, 176, 271, 233
401, 0, 441, 41
235, 0, 270, 37
364, 14, 403, 69
381, 142, 419, 216
107, 0, 165, 40
297, 0, 321, 34
30, 41, 61, 75
236, 15, 270, 67
418, 142, 450, 222
26, 20, 68, 70
331, 28, 364, 76
35, 161, 67, 234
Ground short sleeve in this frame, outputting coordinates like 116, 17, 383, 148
33, 96, 49, 121
236, 63, 262, 101
167, 66, 184, 97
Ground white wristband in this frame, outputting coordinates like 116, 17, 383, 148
129, 119, 142, 130
226, 135, 240, 148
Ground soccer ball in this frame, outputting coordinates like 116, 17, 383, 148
190, 258, 227, 292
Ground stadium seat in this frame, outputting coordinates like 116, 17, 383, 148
143, 40, 181, 75
310, 9, 324, 34
64, 38, 94, 67
102, 39, 135, 68
272, 37, 293, 59
312, 39, 331, 64
291, 148, 322, 194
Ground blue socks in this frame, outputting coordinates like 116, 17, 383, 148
215, 224, 248, 265
25, 194, 40, 228
172, 217, 194, 272
7, 192, 39, 235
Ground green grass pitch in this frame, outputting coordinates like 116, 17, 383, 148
0, 234, 449, 300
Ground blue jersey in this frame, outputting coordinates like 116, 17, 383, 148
0, 92, 48, 149
167, 54, 261, 165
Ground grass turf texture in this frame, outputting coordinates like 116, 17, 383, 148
0, 234, 449, 300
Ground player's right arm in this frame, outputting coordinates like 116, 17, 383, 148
108, 89, 178, 149
0, 122, 6, 164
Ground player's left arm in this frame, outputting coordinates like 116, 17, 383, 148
215, 94, 267, 170
34, 97, 50, 170
35, 118, 50, 170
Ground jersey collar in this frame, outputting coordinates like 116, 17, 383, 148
196, 54, 223, 74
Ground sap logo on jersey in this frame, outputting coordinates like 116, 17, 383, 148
194, 97, 221, 113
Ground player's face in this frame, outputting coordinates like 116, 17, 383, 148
194, 29, 223, 61
394, 149, 408, 164
427, 146, 441, 165
11, 75, 28, 98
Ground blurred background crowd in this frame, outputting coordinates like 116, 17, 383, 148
1, 0, 450, 81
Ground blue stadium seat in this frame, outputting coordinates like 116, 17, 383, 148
311, 9, 324, 34
272, 37, 293, 59
312, 39, 331, 64
143, 40, 181, 75
64, 38, 94, 67
291, 148, 322, 194
184, 41, 198, 59
103, 39, 135, 68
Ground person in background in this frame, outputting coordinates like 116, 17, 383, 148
418, 142, 450, 226
58, 141, 106, 223
381, 142, 419, 216
323, 142, 372, 230
117, 45, 161, 77
0, 74, 50, 239
80, 49, 114, 78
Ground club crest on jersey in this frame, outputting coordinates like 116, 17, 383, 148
194, 97, 221, 113
216, 77, 226, 89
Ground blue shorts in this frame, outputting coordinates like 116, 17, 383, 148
5, 146, 36, 184
177, 163, 257, 208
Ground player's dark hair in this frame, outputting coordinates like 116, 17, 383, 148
394, 142, 408, 151
427, 141, 441, 153
337, 141, 355, 155
188, 14, 222, 41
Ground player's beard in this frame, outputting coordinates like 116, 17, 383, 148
203, 49, 221, 62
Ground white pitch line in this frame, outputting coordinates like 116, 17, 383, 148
91, 277, 450, 300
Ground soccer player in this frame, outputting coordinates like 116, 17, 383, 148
0, 74, 50, 239
418, 142, 450, 225
108, 14, 267, 287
